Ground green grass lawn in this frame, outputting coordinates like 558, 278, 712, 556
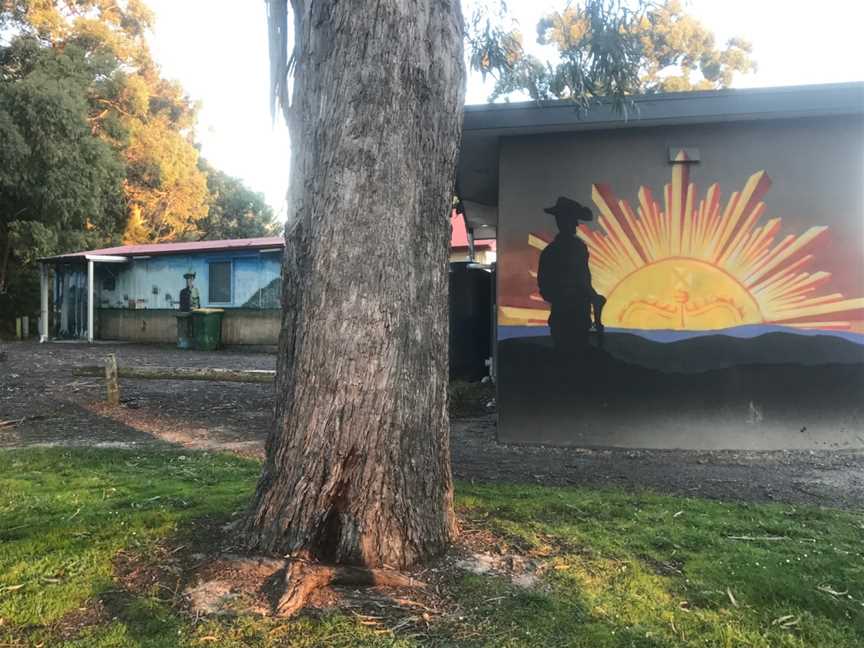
0, 448, 861, 647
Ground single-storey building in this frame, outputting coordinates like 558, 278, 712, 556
38, 215, 497, 347
456, 81, 864, 450
38, 237, 284, 345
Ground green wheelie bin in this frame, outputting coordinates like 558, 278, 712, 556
175, 311, 193, 349
191, 308, 224, 351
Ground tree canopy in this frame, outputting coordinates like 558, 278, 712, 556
489, 0, 756, 102
0, 36, 125, 321
196, 161, 280, 240
268, 0, 649, 121
2, 0, 210, 243
0, 0, 279, 332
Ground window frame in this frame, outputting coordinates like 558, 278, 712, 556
207, 259, 234, 305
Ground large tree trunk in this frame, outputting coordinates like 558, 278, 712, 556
243, 0, 466, 569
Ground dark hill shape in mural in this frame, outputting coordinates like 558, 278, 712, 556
496, 336, 864, 450
242, 277, 281, 309
601, 330, 864, 374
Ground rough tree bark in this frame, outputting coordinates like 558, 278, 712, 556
243, 0, 466, 571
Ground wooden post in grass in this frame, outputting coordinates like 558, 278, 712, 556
104, 354, 120, 406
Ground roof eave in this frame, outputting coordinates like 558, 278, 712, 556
463, 82, 864, 135
457, 82, 864, 210
38, 241, 286, 264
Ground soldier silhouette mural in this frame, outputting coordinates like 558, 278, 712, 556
179, 271, 200, 312
537, 197, 606, 354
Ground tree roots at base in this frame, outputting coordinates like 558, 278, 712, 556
276, 561, 427, 617
184, 555, 427, 618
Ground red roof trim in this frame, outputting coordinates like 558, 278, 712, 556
450, 240, 496, 251
41, 236, 285, 261
41, 217, 500, 262
450, 212, 496, 251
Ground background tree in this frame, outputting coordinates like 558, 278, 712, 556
196, 161, 279, 240
0, 36, 125, 330
633, 0, 755, 92
491, 0, 755, 101
0, 0, 277, 333
2, 0, 209, 243
243, 0, 645, 614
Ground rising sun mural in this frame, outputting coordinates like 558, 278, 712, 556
500, 162, 864, 332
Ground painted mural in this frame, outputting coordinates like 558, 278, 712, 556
496, 160, 864, 450
179, 270, 201, 311
502, 162, 864, 333
96, 252, 282, 311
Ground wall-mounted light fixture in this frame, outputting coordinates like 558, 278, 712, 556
668, 147, 700, 163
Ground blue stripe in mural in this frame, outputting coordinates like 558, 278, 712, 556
498, 324, 864, 345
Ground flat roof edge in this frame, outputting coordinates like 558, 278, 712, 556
464, 82, 864, 133
39, 241, 285, 263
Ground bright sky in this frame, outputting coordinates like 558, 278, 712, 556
146, 0, 864, 216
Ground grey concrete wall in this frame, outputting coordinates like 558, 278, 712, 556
98, 309, 280, 346
496, 114, 864, 450
220, 310, 281, 346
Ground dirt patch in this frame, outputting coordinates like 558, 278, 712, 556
0, 341, 274, 454
0, 599, 111, 647
451, 416, 864, 509
99, 512, 547, 640
3, 340, 864, 509
185, 555, 287, 616
641, 555, 686, 577
114, 547, 184, 599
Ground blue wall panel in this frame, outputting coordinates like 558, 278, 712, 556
96, 251, 281, 310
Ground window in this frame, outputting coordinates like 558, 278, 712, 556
98, 267, 116, 291
208, 261, 232, 303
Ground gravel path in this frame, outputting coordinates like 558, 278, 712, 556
2, 340, 863, 510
